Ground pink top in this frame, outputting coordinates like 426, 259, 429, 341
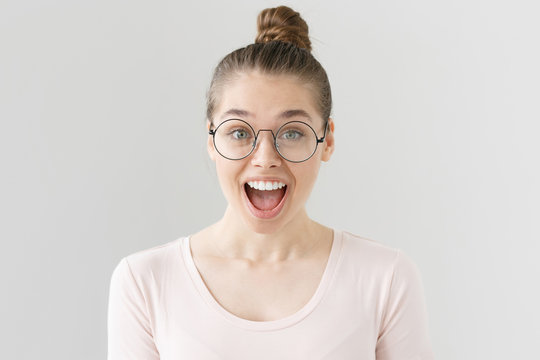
107, 230, 435, 359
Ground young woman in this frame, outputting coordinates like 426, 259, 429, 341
108, 6, 434, 359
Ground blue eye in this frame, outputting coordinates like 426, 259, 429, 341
281, 130, 303, 140
227, 129, 251, 140
230, 129, 250, 140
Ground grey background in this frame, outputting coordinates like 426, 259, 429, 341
1, 0, 538, 359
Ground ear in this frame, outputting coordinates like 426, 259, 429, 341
207, 120, 216, 161
321, 118, 335, 162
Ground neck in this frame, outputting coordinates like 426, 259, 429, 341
207, 206, 329, 263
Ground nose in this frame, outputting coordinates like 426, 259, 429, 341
250, 130, 282, 168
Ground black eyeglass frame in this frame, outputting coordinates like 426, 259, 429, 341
208, 119, 329, 163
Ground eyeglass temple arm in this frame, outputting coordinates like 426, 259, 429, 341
316, 121, 330, 143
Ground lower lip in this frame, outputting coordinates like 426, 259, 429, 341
242, 184, 288, 219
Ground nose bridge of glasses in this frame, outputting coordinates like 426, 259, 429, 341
254, 129, 276, 146
252, 128, 281, 156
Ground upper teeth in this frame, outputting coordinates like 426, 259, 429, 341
247, 181, 286, 191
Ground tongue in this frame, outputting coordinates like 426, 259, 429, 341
246, 186, 285, 211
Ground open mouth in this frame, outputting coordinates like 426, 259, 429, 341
244, 181, 287, 213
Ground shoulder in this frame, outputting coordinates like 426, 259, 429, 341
337, 230, 422, 282
110, 237, 185, 286
339, 230, 399, 267
125, 238, 182, 269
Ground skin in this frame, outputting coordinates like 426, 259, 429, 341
189, 70, 336, 321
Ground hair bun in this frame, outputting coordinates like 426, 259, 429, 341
255, 6, 312, 52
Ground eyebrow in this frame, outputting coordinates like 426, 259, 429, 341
221, 108, 312, 122
221, 108, 252, 119
278, 109, 312, 122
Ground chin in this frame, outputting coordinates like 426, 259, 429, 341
244, 219, 287, 235
238, 204, 306, 236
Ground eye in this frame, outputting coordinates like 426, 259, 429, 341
281, 129, 303, 140
229, 128, 251, 140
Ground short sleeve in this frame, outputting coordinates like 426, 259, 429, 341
375, 250, 435, 360
107, 257, 160, 360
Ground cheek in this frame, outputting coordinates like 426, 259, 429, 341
214, 160, 243, 195
215, 161, 231, 186
294, 162, 322, 195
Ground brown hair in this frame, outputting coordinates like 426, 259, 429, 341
206, 6, 332, 123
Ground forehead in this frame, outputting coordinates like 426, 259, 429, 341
214, 71, 320, 123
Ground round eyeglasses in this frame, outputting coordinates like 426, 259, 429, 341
208, 119, 328, 163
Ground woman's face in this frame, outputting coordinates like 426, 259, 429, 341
208, 71, 334, 234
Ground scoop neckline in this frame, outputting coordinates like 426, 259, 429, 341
180, 229, 343, 332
